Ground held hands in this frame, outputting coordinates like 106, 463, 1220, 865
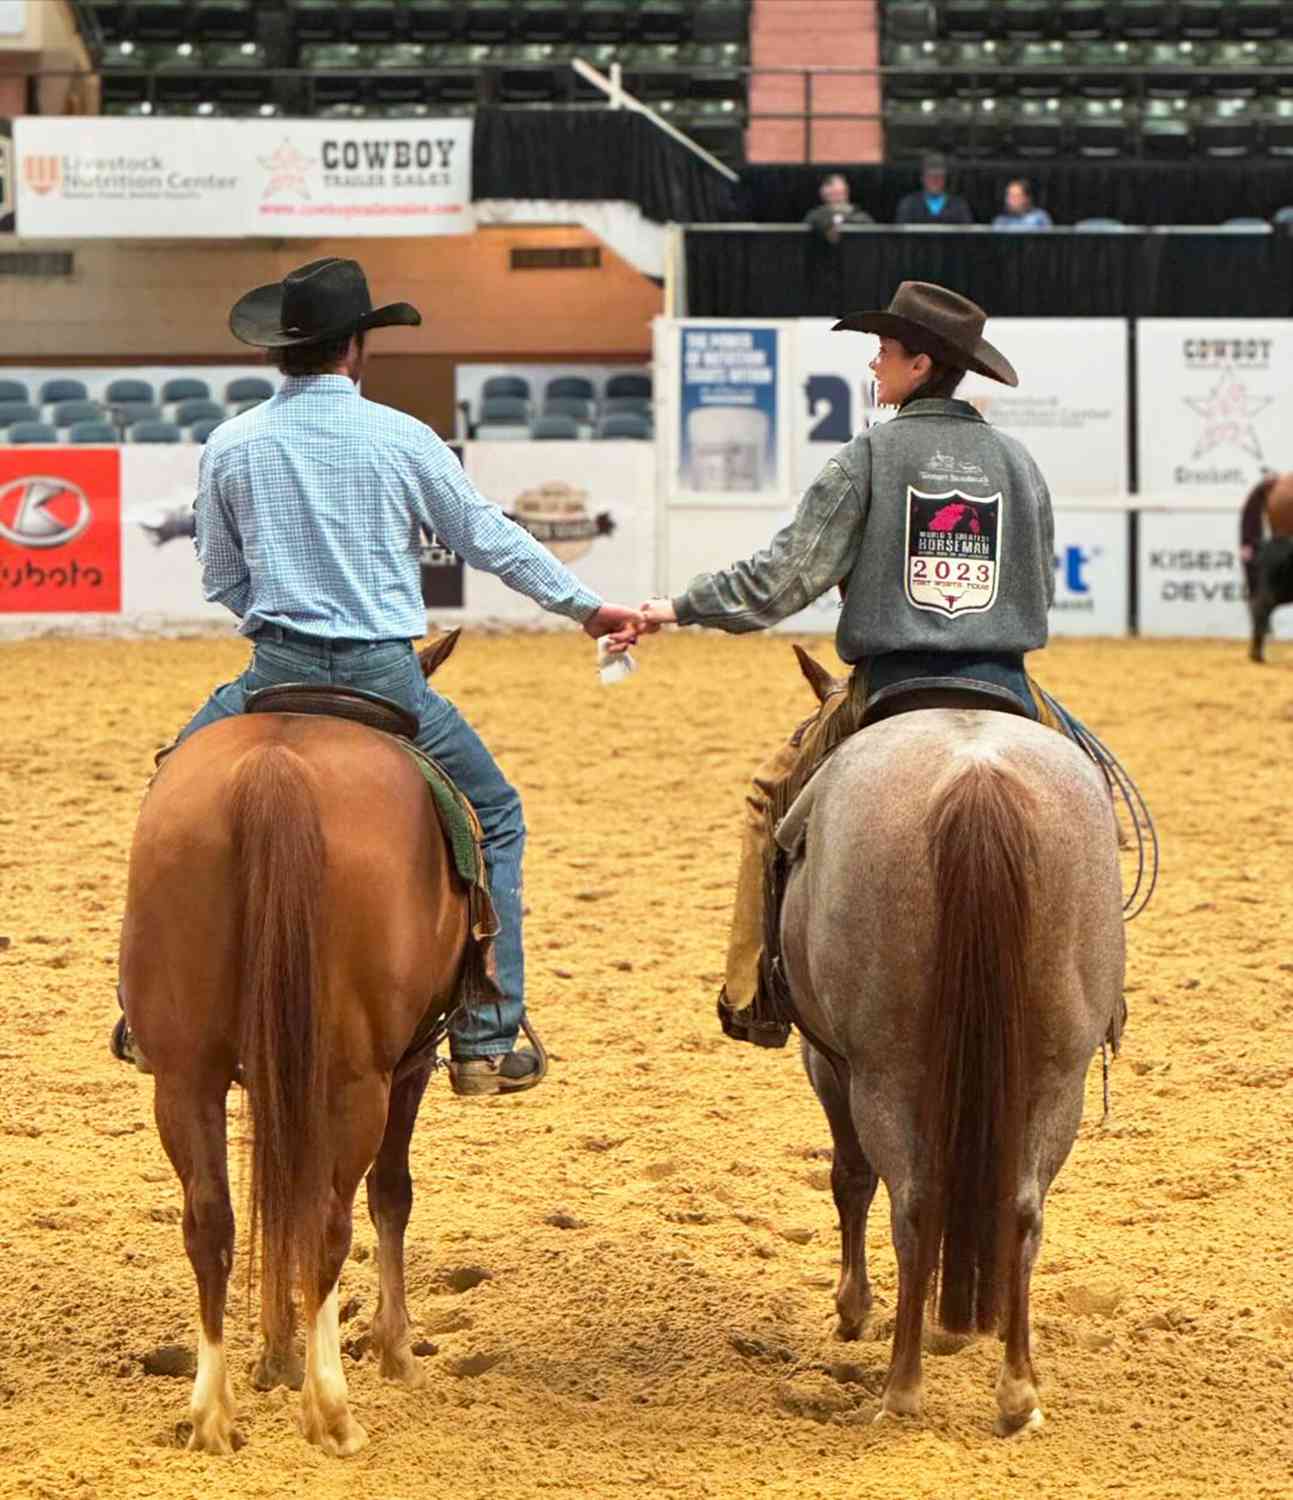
639, 598, 677, 631
583, 602, 644, 655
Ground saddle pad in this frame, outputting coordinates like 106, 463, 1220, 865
395, 741, 485, 890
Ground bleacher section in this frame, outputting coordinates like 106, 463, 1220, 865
0, 370, 277, 443
80, 0, 750, 163
882, 0, 1293, 158
461, 369, 654, 440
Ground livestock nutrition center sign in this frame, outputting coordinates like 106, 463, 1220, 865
13, 117, 474, 238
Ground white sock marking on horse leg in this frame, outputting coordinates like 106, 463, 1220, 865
302, 1284, 367, 1456
189, 1328, 235, 1453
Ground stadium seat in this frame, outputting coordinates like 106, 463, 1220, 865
1266, 99, 1293, 154
407, 1, 457, 44
1198, 99, 1259, 156
105, 377, 156, 404
234, 398, 269, 414
89, 0, 124, 41
602, 395, 653, 418
495, 44, 563, 103
1072, 39, 1140, 98
0, 380, 29, 405
638, 0, 689, 44
7, 423, 58, 445
1141, 98, 1193, 157
68, 421, 119, 444
481, 375, 531, 403
943, 2, 992, 41
577, 0, 633, 44
0, 402, 39, 429
161, 377, 211, 405
518, 1, 571, 44
1010, 97, 1065, 155
154, 45, 208, 107
372, 44, 433, 102
884, 41, 944, 101
1074, 97, 1131, 155
52, 400, 102, 428
351, 0, 399, 43
1179, 1, 1224, 39
688, 42, 748, 104
1057, 1, 1108, 39
884, 98, 946, 156
130, 421, 183, 443
133, 0, 190, 43
885, 2, 937, 42
1002, 2, 1051, 40
531, 414, 580, 440
193, 0, 256, 42
605, 373, 652, 400
476, 396, 530, 438
191, 418, 226, 443
38, 378, 84, 404
291, 0, 345, 44
1208, 42, 1264, 98
1236, 2, 1283, 40
464, 0, 513, 43
101, 39, 152, 70
545, 375, 597, 402
947, 41, 1004, 100
692, 0, 748, 44
597, 412, 652, 439
1117, 1, 1171, 39
542, 396, 597, 429
1014, 42, 1070, 98
225, 377, 275, 404
175, 398, 227, 427
114, 402, 163, 427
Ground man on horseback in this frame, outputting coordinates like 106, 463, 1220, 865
115, 257, 641, 1095
640, 282, 1071, 1043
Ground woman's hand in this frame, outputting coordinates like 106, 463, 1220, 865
639, 598, 677, 632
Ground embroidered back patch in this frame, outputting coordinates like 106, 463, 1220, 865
904, 487, 1002, 617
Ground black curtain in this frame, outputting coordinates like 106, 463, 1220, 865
472, 108, 737, 224
738, 161, 1293, 228
684, 229, 1293, 318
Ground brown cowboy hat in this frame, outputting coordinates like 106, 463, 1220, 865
833, 281, 1018, 387
230, 256, 421, 349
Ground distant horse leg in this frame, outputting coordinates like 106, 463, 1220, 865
299, 1078, 388, 1458
995, 1189, 1044, 1438
1249, 586, 1275, 664
154, 1077, 238, 1455
802, 1042, 878, 1340
879, 1179, 926, 1420
365, 1068, 432, 1386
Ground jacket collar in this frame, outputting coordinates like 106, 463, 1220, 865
892, 398, 985, 423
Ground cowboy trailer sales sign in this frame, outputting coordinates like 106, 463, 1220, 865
13, 117, 474, 238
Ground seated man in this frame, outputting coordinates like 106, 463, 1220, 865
803, 173, 875, 244
992, 177, 1053, 231
640, 282, 1074, 1041
895, 155, 974, 227
114, 257, 640, 1095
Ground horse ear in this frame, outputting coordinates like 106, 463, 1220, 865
792, 643, 834, 705
417, 628, 462, 680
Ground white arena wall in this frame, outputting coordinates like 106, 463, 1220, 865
0, 318, 1287, 641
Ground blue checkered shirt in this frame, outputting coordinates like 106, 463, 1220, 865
195, 374, 603, 638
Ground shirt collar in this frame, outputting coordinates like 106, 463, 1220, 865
925, 193, 946, 212
278, 374, 359, 397
893, 398, 985, 423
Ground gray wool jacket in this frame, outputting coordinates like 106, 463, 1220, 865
672, 398, 1055, 664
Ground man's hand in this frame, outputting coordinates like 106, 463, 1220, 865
583, 603, 643, 655
640, 598, 677, 631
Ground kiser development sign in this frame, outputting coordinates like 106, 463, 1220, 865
13, 116, 474, 238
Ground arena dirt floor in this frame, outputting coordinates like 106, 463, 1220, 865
0, 629, 1290, 1500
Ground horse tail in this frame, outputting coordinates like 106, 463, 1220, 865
916, 752, 1037, 1337
231, 743, 327, 1346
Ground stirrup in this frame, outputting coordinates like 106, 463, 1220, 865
717, 988, 791, 1049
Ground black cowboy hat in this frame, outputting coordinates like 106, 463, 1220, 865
833, 281, 1018, 387
229, 256, 421, 349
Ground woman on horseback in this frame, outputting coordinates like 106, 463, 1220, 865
641, 281, 1070, 1042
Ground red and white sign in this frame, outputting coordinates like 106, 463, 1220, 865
0, 449, 121, 613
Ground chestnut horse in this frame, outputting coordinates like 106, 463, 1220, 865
118, 636, 469, 1456
777, 661, 1125, 1435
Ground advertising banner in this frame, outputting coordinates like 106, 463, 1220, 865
462, 441, 656, 622
119, 444, 223, 623
1138, 509, 1292, 639
0, 119, 13, 235
1049, 508, 1129, 637
793, 318, 1129, 498
677, 325, 784, 501
1136, 320, 1293, 502
0, 448, 121, 613
13, 116, 473, 239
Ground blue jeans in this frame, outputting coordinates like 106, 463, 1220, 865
178, 628, 525, 1059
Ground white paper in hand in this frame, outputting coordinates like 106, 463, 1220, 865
597, 636, 638, 686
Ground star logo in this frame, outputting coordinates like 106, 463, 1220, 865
1184, 370, 1272, 462
259, 141, 313, 201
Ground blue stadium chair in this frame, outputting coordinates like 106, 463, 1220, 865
105, 377, 156, 404
481, 375, 531, 402
161, 377, 212, 405
225, 376, 275, 404
175, 398, 227, 427
605, 373, 653, 400
542, 395, 596, 426
191, 417, 226, 443
602, 395, 653, 417
0, 380, 30, 404
130, 421, 183, 443
234, 398, 269, 415
68, 421, 119, 444
111, 401, 162, 428
531, 414, 580, 440
7, 422, 58, 444
38, 377, 87, 405
597, 412, 652, 440
0, 402, 40, 429
476, 396, 530, 438
52, 400, 103, 428
544, 375, 596, 402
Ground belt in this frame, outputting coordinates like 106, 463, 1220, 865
252, 623, 409, 650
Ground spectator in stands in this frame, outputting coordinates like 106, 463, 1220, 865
895, 154, 974, 227
803, 173, 874, 244
992, 178, 1053, 232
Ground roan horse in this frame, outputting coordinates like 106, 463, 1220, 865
780, 651, 1125, 1435
118, 632, 468, 1456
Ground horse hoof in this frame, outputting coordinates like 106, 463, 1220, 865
252, 1349, 305, 1392
996, 1406, 1044, 1440
379, 1351, 429, 1389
